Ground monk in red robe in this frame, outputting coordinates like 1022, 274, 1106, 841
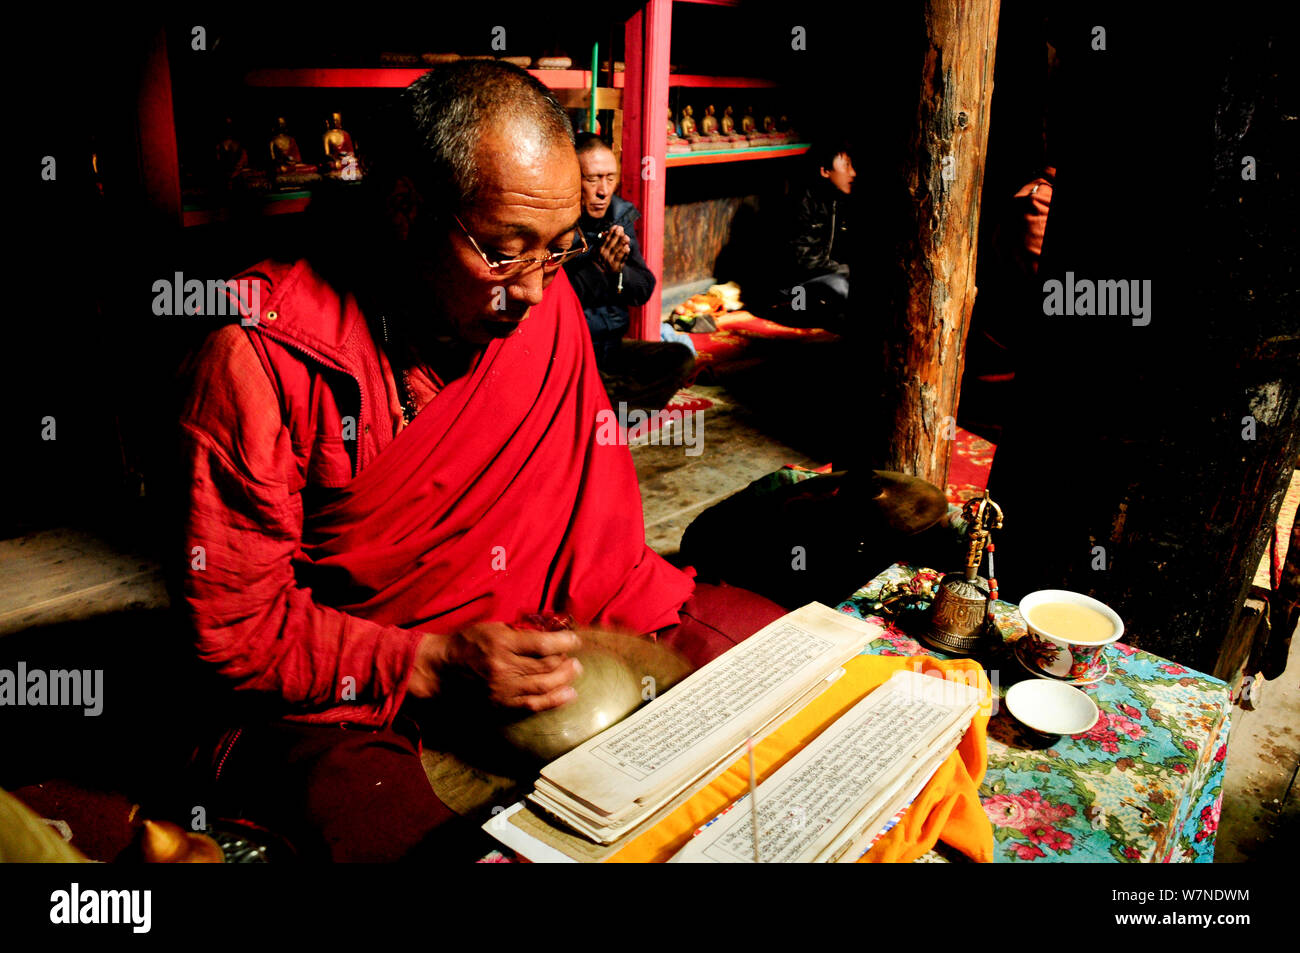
175, 61, 785, 861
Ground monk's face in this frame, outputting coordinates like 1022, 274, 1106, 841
419, 122, 581, 347
578, 145, 619, 219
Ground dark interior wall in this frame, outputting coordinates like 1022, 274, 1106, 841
14, 3, 879, 545
985, 5, 1298, 674
661, 156, 805, 287
664, 196, 745, 286
13, 6, 642, 544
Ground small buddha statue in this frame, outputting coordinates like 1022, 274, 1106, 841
269, 116, 302, 172
720, 106, 747, 148
680, 104, 699, 139
323, 112, 363, 180
215, 116, 247, 185
741, 106, 757, 137
270, 116, 320, 187
700, 103, 719, 137
667, 107, 689, 153
322, 112, 355, 167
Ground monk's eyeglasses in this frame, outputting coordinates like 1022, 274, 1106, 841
453, 215, 589, 278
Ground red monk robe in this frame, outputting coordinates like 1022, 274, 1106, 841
177, 259, 695, 728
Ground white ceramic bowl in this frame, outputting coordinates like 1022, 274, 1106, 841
1005, 678, 1100, 735
1016, 589, 1124, 683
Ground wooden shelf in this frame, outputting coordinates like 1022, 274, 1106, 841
666, 143, 809, 166
182, 191, 312, 227
243, 67, 625, 90
175, 145, 807, 225
668, 74, 779, 89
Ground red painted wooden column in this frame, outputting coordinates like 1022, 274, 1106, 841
138, 28, 182, 226
621, 0, 672, 340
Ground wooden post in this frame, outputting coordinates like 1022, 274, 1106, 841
872, 0, 1001, 488
621, 0, 671, 341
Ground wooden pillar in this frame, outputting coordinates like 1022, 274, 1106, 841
871, 0, 1001, 488
621, 0, 671, 341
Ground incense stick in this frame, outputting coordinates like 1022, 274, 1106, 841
747, 733, 760, 863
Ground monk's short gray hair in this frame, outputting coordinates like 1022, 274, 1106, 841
402, 60, 574, 215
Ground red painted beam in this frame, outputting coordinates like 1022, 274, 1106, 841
138, 29, 182, 225
667, 75, 779, 89
242, 67, 621, 90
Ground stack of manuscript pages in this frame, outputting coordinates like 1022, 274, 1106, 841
487, 603, 976, 861
670, 668, 980, 862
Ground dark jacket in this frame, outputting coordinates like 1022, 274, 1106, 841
564, 195, 656, 360
787, 180, 851, 284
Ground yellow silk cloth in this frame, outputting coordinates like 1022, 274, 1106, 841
608, 654, 994, 863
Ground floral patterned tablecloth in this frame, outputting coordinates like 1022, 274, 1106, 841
835, 563, 1231, 863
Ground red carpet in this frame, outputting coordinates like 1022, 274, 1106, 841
625, 391, 714, 441
687, 310, 839, 373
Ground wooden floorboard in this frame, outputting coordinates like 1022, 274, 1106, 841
0, 529, 168, 637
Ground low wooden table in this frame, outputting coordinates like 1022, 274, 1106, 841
838, 562, 1231, 862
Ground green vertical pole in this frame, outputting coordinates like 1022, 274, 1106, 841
589, 42, 599, 134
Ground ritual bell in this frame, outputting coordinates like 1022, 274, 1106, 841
921, 492, 1004, 656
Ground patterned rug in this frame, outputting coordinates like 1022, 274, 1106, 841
625, 389, 714, 442
946, 428, 997, 504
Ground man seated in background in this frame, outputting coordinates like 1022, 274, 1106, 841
174, 62, 784, 862
780, 139, 855, 327
564, 133, 694, 412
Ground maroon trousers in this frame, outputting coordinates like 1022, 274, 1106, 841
201, 582, 786, 862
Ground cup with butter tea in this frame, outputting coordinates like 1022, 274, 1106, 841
1015, 590, 1124, 684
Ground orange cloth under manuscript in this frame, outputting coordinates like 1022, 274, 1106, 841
609, 654, 993, 863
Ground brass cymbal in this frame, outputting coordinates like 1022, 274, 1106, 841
498, 629, 692, 765
779, 469, 949, 536
866, 469, 950, 535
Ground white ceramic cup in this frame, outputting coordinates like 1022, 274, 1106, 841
1016, 589, 1124, 684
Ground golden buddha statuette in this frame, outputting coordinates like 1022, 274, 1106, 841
323, 112, 355, 164
667, 107, 689, 153
680, 104, 698, 139
269, 116, 302, 171
323, 112, 362, 180
700, 103, 719, 137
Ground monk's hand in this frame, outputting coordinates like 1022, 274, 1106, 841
436, 622, 583, 711
597, 225, 631, 274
